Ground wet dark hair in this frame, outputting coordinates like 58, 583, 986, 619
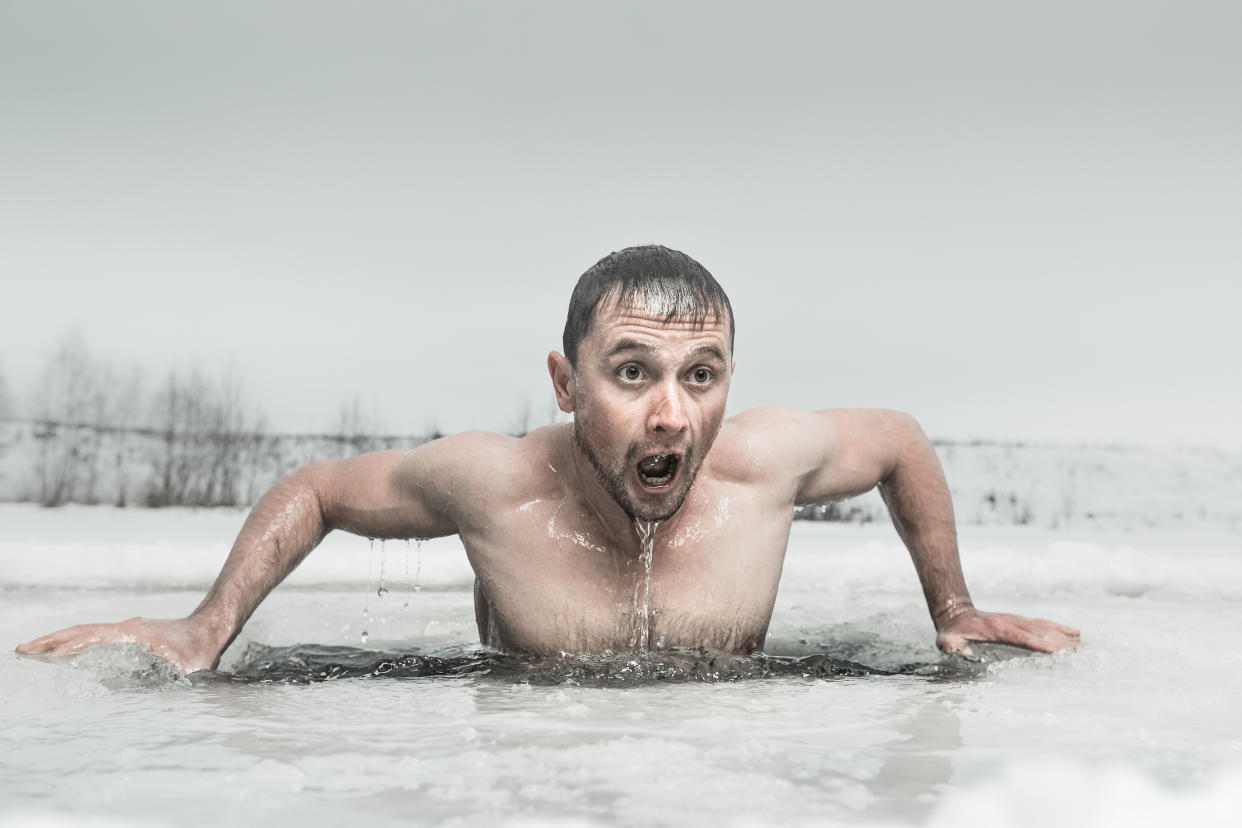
562, 245, 735, 366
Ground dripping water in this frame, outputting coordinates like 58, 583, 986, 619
402, 539, 424, 614
361, 537, 374, 644
414, 539, 423, 593
401, 538, 426, 640
632, 520, 658, 653
402, 539, 411, 612
377, 540, 389, 599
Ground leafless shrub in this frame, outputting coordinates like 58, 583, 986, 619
148, 366, 266, 507
794, 502, 879, 523
107, 366, 145, 507
33, 333, 98, 506
0, 359, 12, 419
331, 396, 386, 456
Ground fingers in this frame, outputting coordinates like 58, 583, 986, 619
1012, 615, 1081, 640
1012, 626, 1077, 654
1017, 618, 1081, 653
977, 616, 1075, 654
16, 624, 125, 657
937, 612, 1082, 656
935, 630, 976, 658
16, 625, 91, 654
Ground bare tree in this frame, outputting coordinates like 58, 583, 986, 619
241, 409, 273, 506
33, 332, 97, 506
149, 366, 267, 507
505, 397, 560, 438
0, 359, 12, 419
151, 368, 213, 506
204, 365, 259, 506
331, 395, 385, 456
109, 365, 146, 507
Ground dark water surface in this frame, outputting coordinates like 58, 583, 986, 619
197, 642, 986, 686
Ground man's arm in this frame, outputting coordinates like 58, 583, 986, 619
16, 436, 474, 673
789, 408, 1080, 656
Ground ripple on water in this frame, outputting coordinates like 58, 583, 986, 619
193, 641, 994, 686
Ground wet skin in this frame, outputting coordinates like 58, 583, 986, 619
16, 302, 1080, 671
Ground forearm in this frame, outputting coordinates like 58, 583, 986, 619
188, 467, 330, 654
877, 422, 974, 629
15, 447, 472, 673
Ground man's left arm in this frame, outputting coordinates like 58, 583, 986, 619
792, 408, 1080, 656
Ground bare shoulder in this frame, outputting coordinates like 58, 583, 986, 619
393, 425, 565, 512
302, 428, 562, 540
707, 408, 834, 487
710, 407, 921, 504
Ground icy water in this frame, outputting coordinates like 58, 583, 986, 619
2, 506, 1241, 827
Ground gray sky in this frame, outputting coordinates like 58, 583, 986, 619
3, 1, 1239, 448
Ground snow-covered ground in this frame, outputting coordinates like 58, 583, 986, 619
2, 418, 1240, 531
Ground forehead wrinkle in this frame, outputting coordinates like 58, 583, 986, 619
598, 294, 727, 331
602, 309, 729, 339
585, 301, 732, 368
593, 329, 730, 372
601, 318, 729, 349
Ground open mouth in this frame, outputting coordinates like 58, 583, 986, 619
636, 453, 681, 489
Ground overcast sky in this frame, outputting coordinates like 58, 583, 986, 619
2, 1, 1239, 448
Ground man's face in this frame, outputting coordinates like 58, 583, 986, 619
559, 299, 733, 523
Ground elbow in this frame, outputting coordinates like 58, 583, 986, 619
888, 410, 930, 447
886, 409, 924, 435
282, 461, 325, 494
880, 410, 933, 481
277, 462, 332, 532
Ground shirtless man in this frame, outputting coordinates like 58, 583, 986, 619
17, 245, 1079, 673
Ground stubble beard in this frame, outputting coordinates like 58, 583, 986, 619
573, 423, 699, 523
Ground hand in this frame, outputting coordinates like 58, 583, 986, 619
15, 616, 225, 675
936, 608, 1080, 657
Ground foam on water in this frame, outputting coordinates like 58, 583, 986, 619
66, 643, 192, 692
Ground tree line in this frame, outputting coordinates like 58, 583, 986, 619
0, 333, 428, 508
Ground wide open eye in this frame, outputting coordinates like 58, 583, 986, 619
689, 367, 714, 385
619, 364, 644, 382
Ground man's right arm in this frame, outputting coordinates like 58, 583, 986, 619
15, 437, 476, 673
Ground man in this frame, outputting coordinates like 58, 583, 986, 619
17, 245, 1079, 673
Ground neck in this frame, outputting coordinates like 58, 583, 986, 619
561, 425, 677, 556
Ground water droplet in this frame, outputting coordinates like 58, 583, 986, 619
414, 584, 422, 593
376, 540, 388, 599
360, 631, 369, 644
402, 601, 409, 612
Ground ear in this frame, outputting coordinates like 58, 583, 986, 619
547, 351, 576, 413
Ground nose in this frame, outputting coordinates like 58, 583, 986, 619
647, 381, 689, 434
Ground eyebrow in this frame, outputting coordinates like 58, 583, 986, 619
604, 340, 726, 363
689, 344, 727, 363
605, 339, 656, 359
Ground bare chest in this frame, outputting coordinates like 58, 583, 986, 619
461, 489, 795, 655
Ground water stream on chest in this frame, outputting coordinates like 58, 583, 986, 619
630, 520, 658, 653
